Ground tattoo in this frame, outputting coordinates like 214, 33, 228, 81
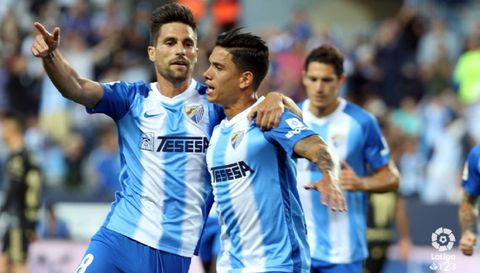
459, 191, 478, 233
317, 147, 334, 174
294, 135, 337, 178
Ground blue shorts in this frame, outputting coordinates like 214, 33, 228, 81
198, 216, 221, 263
311, 259, 363, 273
74, 227, 191, 273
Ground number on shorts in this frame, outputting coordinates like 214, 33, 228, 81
75, 253, 94, 273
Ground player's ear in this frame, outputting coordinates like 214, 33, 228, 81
239, 71, 253, 89
147, 46, 155, 62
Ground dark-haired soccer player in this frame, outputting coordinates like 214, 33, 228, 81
296, 44, 400, 273
31, 2, 299, 272
204, 28, 346, 273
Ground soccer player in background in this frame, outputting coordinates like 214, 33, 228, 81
0, 111, 43, 273
31, 3, 298, 272
204, 28, 346, 273
459, 144, 480, 256
295, 45, 400, 273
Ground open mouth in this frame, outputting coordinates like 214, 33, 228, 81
171, 59, 189, 67
205, 83, 215, 94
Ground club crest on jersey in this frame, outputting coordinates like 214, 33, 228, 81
231, 130, 245, 149
140, 132, 154, 151
330, 134, 344, 148
184, 104, 204, 123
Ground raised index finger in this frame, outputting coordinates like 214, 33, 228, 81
34, 22, 51, 36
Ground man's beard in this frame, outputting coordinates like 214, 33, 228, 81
161, 67, 192, 86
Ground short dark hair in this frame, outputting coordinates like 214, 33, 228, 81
150, 2, 197, 46
304, 44, 344, 77
3, 110, 26, 134
215, 27, 269, 91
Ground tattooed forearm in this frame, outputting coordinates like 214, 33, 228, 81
459, 192, 478, 233
294, 135, 336, 176
316, 147, 334, 174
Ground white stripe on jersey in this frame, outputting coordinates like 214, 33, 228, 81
208, 99, 310, 273
98, 80, 216, 257
298, 98, 373, 263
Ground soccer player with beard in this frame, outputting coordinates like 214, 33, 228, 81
31, 3, 298, 272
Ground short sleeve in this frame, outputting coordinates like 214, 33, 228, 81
363, 115, 391, 171
86, 81, 144, 120
263, 111, 317, 158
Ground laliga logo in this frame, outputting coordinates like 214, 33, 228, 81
431, 227, 455, 252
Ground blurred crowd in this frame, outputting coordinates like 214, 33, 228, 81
0, 0, 480, 206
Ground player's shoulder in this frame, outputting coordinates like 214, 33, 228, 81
102, 80, 152, 97
343, 100, 378, 126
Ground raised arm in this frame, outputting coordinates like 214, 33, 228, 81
31, 22, 103, 108
294, 135, 346, 211
459, 190, 478, 256
340, 160, 400, 193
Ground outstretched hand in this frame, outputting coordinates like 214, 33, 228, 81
31, 22, 60, 58
304, 174, 347, 212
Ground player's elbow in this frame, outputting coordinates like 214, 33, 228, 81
391, 173, 400, 191
385, 167, 400, 192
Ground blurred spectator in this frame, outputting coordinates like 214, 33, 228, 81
420, 94, 456, 159
389, 96, 422, 137
58, 0, 94, 45
36, 138, 66, 188
422, 113, 466, 203
91, 0, 127, 42
0, 111, 43, 273
211, 0, 241, 33
347, 36, 381, 106
177, 0, 206, 22
62, 132, 86, 191
4, 50, 42, 118
36, 202, 70, 240
453, 34, 480, 104
374, 19, 404, 107
417, 19, 460, 70
398, 137, 425, 196
86, 122, 121, 202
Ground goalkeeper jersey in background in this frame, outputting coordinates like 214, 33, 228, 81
87, 79, 223, 257
207, 100, 316, 273
296, 98, 391, 264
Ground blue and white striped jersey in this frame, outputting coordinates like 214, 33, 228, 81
296, 98, 391, 264
86, 79, 223, 257
462, 144, 480, 197
206, 99, 316, 273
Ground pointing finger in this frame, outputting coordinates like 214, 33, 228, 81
34, 22, 50, 37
